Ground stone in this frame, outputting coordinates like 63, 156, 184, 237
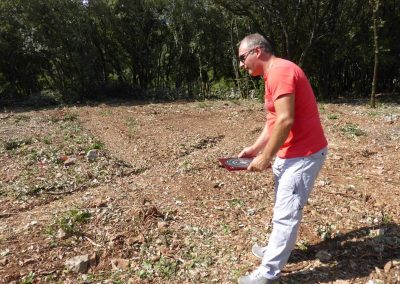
65, 254, 90, 273
111, 258, 130, 270
89, 252, 99, 268
384, 261, 392, 273
56, 228, 70, 239
86, 150, 98, 162
64, 156, 77, 167
315, 250, 332, 262
0, 258, 8, 266
157, 221, 167, 230
369, 228, 385, 237
366, 280, 384, 284
0, 249, 10, 257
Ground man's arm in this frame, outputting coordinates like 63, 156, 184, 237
238, 122, 269, 158
248, 94, 294, 171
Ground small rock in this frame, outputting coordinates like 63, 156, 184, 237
56, 228, 70, 239
369, 228, 385, 237
366, 280, 384, 284
213, 181, 224, 188
375, 266, 382, 276
157, 221, 168, 230
393, 259, 400, 266
92, 198, 107, 208
151, 255, 161, 262
22, 258, 36, 265
111, 258, 130, 270
89, 252, 99, 268
0, 258, 8, 266
55, 172, 62, 178
0, 249, 10, 257
64, 156, 77, 167
86, 150, 98, 162
384, 261, 392, 273
316, 250, 332, 262
65, 254, 90, 273
384, 114, 398, 123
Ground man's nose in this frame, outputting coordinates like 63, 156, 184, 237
239, 61, 244, 68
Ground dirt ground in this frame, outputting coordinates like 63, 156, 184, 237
0, 99, 399, 284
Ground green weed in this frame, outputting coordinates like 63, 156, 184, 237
229, 198, 245, 208
50, 209, 92, 235
138, 260, 154, 279
220, 222, 232, 235
14, 115, 30, 123
340, 123, 366, 137
99, 109, 113, 116
126, 117, 136, 138
4, 138, 33, 150
154, 256, 178, 278
42, 136, 52, 145
197, 101, 210, 109
327, 114, 338, 120
296, 240, 308, 251
317, 224, 333, 241
91, 139, 104, 150
382, 213, 393, 225
21, 272, 35, 284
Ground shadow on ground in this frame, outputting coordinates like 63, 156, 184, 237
283, 223, 400, 283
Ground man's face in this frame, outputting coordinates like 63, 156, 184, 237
238, 45, 262, 77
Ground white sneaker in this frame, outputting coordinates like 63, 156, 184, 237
237, 267, 279, 284
252, 243, 267, 259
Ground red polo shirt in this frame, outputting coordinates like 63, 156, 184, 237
264, 58, 327, 158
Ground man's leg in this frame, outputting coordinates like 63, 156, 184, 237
259, 148, 327, 280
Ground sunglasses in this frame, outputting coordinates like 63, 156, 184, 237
239, 47, 257, 63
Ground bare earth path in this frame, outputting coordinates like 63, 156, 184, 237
0, 100, 399, 283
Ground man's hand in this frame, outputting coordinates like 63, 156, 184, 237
238, 146, 258, 158
247, 155, 271, 172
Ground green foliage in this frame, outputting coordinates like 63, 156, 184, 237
154, 256, 178, 278
317, 224, 333, 241
340, 123, 366, 137
0, 0, 399, 102
49, 209, 92, 236
4, 138, 33, 150
21, 272, 35, 284
327, 114, 338, 120
138, 260, 154, 279
91, 139, 104, 150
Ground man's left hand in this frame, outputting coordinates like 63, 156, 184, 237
247, 155, 271, 172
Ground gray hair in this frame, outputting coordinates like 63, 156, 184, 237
241, 33, 273, 53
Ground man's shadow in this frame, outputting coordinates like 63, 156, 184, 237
282, 223, 400, 283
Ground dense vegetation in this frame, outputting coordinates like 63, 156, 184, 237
0, 0, 399, 104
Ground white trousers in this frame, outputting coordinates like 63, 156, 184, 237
260, 147, 327, 280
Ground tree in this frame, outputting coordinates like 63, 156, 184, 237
370, 0, 380, 108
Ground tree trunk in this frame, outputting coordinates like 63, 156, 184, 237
370, 0, 379, 108
230, 19, 242, 97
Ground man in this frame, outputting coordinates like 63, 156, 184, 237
237, 33, 328, 284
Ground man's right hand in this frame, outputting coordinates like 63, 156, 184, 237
238, 146, 258, 158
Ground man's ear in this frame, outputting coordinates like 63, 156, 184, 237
256, 46, 262, 58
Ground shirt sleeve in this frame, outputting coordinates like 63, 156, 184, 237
268, 65, 296, 101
